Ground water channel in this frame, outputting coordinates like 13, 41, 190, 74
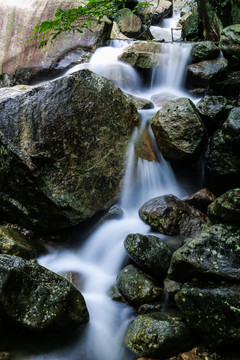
18, 14, 204, 360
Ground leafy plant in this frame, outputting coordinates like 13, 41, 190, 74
29, 0, 150, 48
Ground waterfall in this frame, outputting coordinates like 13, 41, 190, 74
20, 22, 194, 360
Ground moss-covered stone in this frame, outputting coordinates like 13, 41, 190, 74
125, 312, 193, 358
220, 24, 240, 65
124, 233, 172, 279
222, 107, 240, 149
191, 41, 220, 62
207, 188, 240, 224
116, 264, 163, 306
0, 254, 89, 334
175, 282, 240, 345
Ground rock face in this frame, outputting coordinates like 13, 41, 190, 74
125, 312, 193, 358
116, 264, 163, 306
222, 107, 240, 149
139, 195, 208, 237
139, 0, 172, 24
183, 188, 216, 213
0, 254, 89, 334
115, 8, 146, 39
0, 0, 110, 79
150, 98, 207, 163
219, 24, 240, 65
124, 233, 172, 278
191, 41, 220, 62
168, 223, 240, 282
0, 69, 139, 231
175, 282, 240, 345
207, 188, 240, 224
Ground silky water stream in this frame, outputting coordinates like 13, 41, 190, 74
19, 40, 202, 360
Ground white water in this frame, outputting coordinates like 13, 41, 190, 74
19, 23, 196, 360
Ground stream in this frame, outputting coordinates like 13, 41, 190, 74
17, 15, 204, 360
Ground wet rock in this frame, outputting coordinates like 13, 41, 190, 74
168, 224, 240, 282
175, 282, 240, 345
222, 107, 240, 149
0, 353, 11, 360
138, 302, 162, 314
0, 254, 89, 334
110, 21, 130, 40
191, 41, 220, 62
125, 312, 193, 358
206, 129, 240, 193
109, 284, 129, 304
116, 264, 163, 306
213, 70, 240, 97
169, 346, 222, 360
124, 233, 172, 278
150, 92, 177, 107
139, 0, 172, 25
164, 277, 182, 296
150, 98, 207, 164
207, 188, 240, 225
187, 58, 228, 88
219, 24, 240, 65
196, 95, 228, 133
139, 194, 208, 237
118, 41, 163, 69
0, 225, 39, 259
0, 69, 139, 231
125, 93, 154, 110
183, 188, 216, 213
134, 126, 157, 161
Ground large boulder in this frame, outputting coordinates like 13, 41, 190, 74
191, 41, 220, 62
222, 107, 240, 149
139, 194, 208, 237
115, 8, 152, 40
124, 233, 172, 278
183, 188, 216, 213
219, 24, 240, 65
138, 0, 172, 24
0, 0, 110, 82
116, 264, 163, 306
0, 254, 89, 334
0, 69, 139, 231
125, 312, 193, 358
168, 224, 240, 282
150, 98, 207, 164
175, 282, 240, 345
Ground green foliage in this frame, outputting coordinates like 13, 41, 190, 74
29, 0, 150, 48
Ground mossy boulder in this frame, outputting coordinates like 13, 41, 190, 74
0, 69, 139, 231
191, 41, 220, 62
116, 264, 163, 306
219, 24, 240, 65
125, 312, 193, 358
150, 98, 207, 164
124, 233, 172, 278
222, 107, 240, 149
168, 224, 240, 283
0, 254, 89, 335
139, 194, 208, 237
207, 188, 240, 225
175, 282, 240, 345
115, 8, 147, 39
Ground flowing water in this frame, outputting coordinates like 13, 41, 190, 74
17, 24, 202, 360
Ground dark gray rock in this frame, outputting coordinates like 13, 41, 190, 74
175, 282, 240, 345
207, 188, 240, 225
0, 255, 89, 334
124, 233, 172, 278
150, 97, 207, 164
125, 312, 193, 358
222, 107, 240, 149
139, 194, 208, 237
168, 224, 240, 282
116, 264, 163, 306
183, 188, 216, 213
219, 24, 240, 65
191, 41, 220, 62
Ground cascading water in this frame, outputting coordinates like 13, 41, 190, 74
18, 22, 195, 360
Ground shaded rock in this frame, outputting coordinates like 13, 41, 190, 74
116, 264, 163, 306
219, 24, 240, 65
110, 21, 130, 40
207, 188, 240, 225
116, 8, 146, 39
118, 41, 163, 69
175, 282, 240, 345
138, 303, 162, 314
181, 5, 198, 41
0, 1, 110, 80
150, 98, 207, 164
183, 188, 216, 213
124, 233, 172, 278
125, 312, 193, 358
168, 224, 240, 283
134, 126, 158, 161
109, 284, 129, 304
0, 254, 89, 334
206, 129, 240, 193
125, 93, 154, 110
164, 277, 182, 296
0, 225, 39, 259
187, 58, 228, 88
139, 194, 208, 237
0, 69, 139, 231
222, 107, 240, 149
212, 70, 240, 97
191, 41, 220, 62
139, 0, 172, 25
196, 95, 228, 133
